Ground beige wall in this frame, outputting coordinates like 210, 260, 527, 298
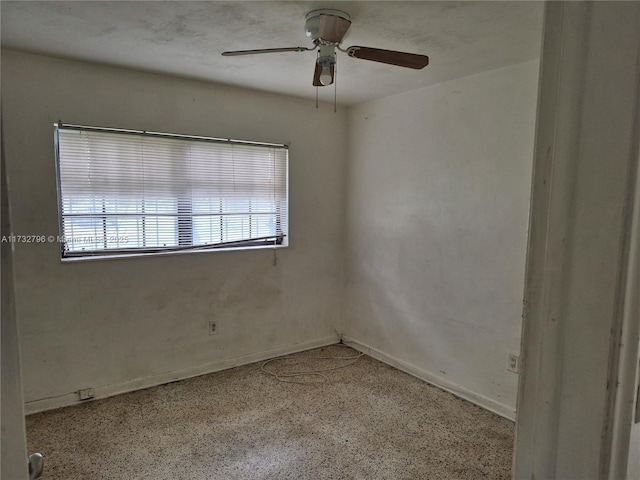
343, 60, 540, 418
1, 50, 347, 412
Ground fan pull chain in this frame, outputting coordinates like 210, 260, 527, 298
334, 61, 337, 113
316, 51, 320, 109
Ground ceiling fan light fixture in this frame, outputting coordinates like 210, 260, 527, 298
316, 43, 336, 86
319, 65, 333, 86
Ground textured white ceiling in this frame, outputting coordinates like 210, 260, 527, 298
0, 1, 543, 106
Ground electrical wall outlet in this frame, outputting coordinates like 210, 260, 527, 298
508, 354, 520, 373
78, 388, 95, 401
209, 321, 218, 336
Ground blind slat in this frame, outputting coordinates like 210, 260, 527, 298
56, 126, 288, 257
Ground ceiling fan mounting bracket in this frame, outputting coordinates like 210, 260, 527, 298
345, 46, 360, 57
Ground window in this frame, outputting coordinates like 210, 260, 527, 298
54, 124, 288, 260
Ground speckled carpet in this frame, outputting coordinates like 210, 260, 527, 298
26, 345, 514, 479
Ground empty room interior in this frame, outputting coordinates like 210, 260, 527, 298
2, 1, 639, 479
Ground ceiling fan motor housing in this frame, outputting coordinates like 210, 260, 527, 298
304, 9, 351, 45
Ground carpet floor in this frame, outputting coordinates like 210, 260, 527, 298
26, 345, 514, 479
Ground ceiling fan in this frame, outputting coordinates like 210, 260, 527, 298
222, 9, 429, 88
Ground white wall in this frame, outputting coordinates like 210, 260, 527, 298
1, 120, 28, 479
1, 50, 347, 413
2, 49, 541, 425
343, 60, 540, 418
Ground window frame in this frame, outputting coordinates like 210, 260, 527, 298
54, 123, 289, 261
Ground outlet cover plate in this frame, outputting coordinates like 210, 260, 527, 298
508, 354, 520, 373
78, 388, 95, 400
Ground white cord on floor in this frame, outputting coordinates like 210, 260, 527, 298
261, 344, 364, 384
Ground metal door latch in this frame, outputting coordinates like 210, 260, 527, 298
28, 453, 44, 480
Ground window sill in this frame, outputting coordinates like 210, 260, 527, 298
60, 243, 289, 263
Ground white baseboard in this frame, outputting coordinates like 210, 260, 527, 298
342, 335, 516, 421
25, 335, 339, 415
26, 334, 516, 422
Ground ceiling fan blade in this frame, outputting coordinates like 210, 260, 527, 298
318, 14, 351, 44
312, 63, 335, 87
346, 46, 429, 69
222, 46, 313, 56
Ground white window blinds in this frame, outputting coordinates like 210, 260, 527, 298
55, 125, 288, 259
